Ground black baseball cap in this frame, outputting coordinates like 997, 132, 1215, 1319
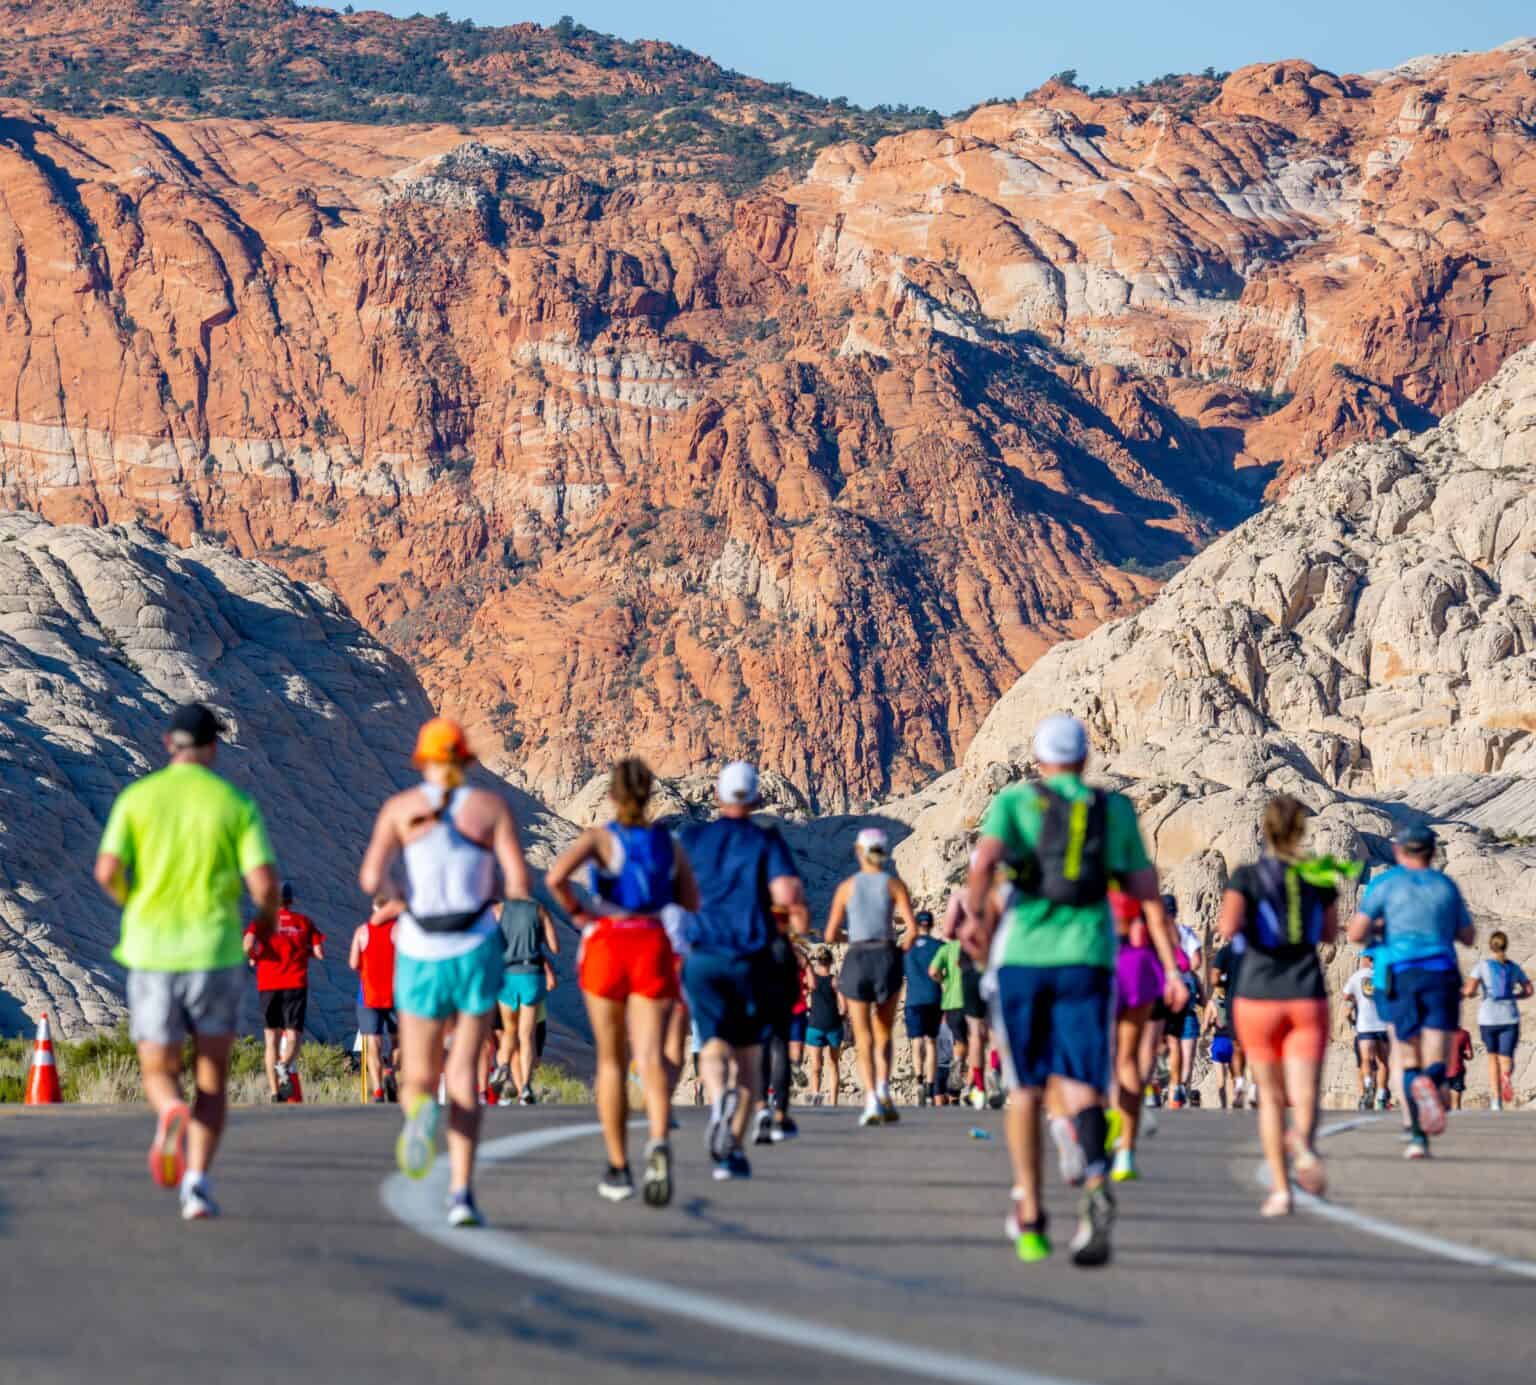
1391, 822, 1437, 851
168, 703, 224, 747
915, 910, 934, 928
1161, 892, 1179, 917
280, 880, 295, 905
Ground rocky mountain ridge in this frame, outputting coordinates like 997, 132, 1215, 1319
0, 20, 1532, 811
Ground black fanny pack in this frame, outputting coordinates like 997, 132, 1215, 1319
413, 905, 492, 935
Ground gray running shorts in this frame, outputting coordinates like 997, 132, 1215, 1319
127, 966, 245, 1045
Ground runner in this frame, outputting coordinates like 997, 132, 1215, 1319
546, 757, 697, 1205
245, 882, 324, 1102
804, 948, 846, 1106
1164, 914, 1202, 1111
93, 703, 280, 1221
961, 714, 1183, 1268
359, 716, 531, 1228
1342, 953, 1391, 1111
904, 910, 945, 1105
935, 894, 991, 1109
677, 762, 808, 1181
754, 911, 805, 1144
1106, 887, 1182, 1182
825, 827, 918, 1125
1464, 931, 1531, 1111
349, 893, 403, 1102
1348, 823, 1474, 1160
1209, 935, 1253, 1109
492, 897, 560, 1106
1217, 795, 1345, 1214
1202, 979, 1236, 1108
1446, 1024, 1474, 1109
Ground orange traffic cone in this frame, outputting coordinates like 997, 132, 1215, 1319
286, 1068, 304, 1104
24, 1013, 63, 1104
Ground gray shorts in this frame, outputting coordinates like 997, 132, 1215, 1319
127, 967, 245, 1045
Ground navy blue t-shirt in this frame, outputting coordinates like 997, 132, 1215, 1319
904, 935, 943, 1007
678, 816, 798, 957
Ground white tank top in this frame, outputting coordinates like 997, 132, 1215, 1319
396, 785, 498, 962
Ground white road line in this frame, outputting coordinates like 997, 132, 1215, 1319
381, 1121, 1090, 1385
1263, 1115, 1536, 1280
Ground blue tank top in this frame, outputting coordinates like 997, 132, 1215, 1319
589, 822, 676, 915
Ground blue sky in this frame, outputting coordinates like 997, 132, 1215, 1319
342, 2, 1535, 111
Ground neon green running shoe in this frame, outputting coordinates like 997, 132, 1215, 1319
1016, 1229, 1053, 1263
1110, 1147, 1139, 1183
1104, 1105, 1124, 1153
396, 1093, 442, 1180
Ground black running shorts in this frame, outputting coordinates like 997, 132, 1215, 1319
838, 942, 903, 1005
261, 987, 308, 1033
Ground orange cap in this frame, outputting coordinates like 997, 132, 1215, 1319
412, 717, 474, 768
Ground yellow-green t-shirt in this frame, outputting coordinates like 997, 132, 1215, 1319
99, 762, 275, 972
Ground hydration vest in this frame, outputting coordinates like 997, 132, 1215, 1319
1018, 787, 1110, 907
589, 822, 676, 915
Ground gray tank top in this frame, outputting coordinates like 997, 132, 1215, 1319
499, 899, 543, 973
846, 870, 895, 944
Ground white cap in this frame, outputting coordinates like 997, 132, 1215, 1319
855, 827, 889, 856
717, 761, 760, 806
1032, 714, 1089, 766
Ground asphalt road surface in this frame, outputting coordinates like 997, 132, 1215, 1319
5, 1104, 1533, 1385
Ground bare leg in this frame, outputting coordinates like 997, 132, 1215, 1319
1114, 1006, 1152, 1150
1166, 1034, 1184, 1094
1281, 1054, 1321, 1154
1251, 1058, 1289, 1197
1005, 1087, 1044, 1224
1180, 1038, 1196, 1093
872, 997, 898, 1092
496, 1005, 517, 1071
662, 1001, 689, 1097
365, 1034, 382, 1095
846, 999, 876, 1102
516, 1004, 540, 1093
186, 1034, 235, 1176
262, 1028, 279, 1096
443, 1012, 492, 1192
398, 1012, 448, 1114
732, 1043, 762, 1141
585, 992, 631, 1169
626, 995, 672, 1143
806, 1044, 822, 1101
828, 1045, 842, 1105
136, 1041, 184, 1115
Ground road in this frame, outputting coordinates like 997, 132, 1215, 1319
4, 1104, 1533, 1385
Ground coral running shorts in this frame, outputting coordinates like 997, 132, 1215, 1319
579, 919, 679, 1002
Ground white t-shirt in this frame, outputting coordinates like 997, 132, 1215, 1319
1343, 969, 1386, 1035
1177, 924, 1201, 962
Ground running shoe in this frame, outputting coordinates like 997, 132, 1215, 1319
1049, 1114, 1086, 1187
1403, 1136, 1430, 1161
520, 1086, 537, 1107
1169, 1085, 1186, 1110
1069, 1185, 1116, 1268
753, 1107, 775, 1146
270, 1091, 285, 1103
707, 1088, 741, 1161
712, 1148, 752, 1181
1292, 1148, 1327, 1197
965, 1087, 987, 1111
1500, 1071, 1515, 1106
859, 1099, 884, 1127
1409, 1074, 1447, 1137
275, 1062, 293, 1103
598, 1165, 635, 1202
770, 1115, 799, 1143
372, 1089, 387, 1104
642, 1140, 673, 1207
488, 1063, 510, 1098
1016, 1227, 1052, 1264
396, 1092, 442, 1180
1143, 1086, 1160, 1109
148, 1101, 190, 1190
447, 1189, 485, 1227
178, 1176, 219, 1222
1492, 1098, 1505, 1113
879, 1096, 900, 1124
1110, 1147, 1138, 1183
1103, 1106, 1123, 1153
1141, 1106, 1159, 1138
1374, 1089, 1389, 1111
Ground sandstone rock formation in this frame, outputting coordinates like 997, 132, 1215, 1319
888, 346, 1536, 1105
1, 12, 1533, 811
0, 513, 577, 1041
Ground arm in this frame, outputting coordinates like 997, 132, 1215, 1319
348, 924, 366, 972
545, 828, 602, 923
823, 879, 850, 944
493, 802, 531, 901
960, 837, 1007, 961
244, 864, 281, 939
1462, 974, 1481, 999
93, 853, 129, 907
1216, 888, 1246, 942
311, 925, 325, 961
928, 947, 948, 984
359, 802, 401, 898
1346, 910, 1377, 946
890, 878, 918, 951
541, 908, 561, 957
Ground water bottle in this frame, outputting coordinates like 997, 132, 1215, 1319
968, 1127, 992, 1140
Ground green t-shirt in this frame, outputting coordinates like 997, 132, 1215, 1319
100, 762, 276, 972
930, 939, 968, 1010
981, 773, 1150, 971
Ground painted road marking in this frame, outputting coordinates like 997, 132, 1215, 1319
1267, 1116, 1536, 1281
382, 1121, 1090, 1385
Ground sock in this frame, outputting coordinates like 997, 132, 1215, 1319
1075, 1107, 1109, 1180
876, 1080, 890, 1101
970, 1066, 983, 1091
1402, 1067, 1423, 1134
180, 1169, 206, 1195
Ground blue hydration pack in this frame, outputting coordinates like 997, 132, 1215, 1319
589, 822, 675, 914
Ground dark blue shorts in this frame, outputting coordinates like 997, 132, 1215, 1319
356, 1004, 396, 1037
805, 1025, 843, 1049
1381, 967, 1461, 1042
905, 1003, 942, 1040
682, 948, 773, 1048
1482, 1023, 1520, 1057
1177, 1010, 1201, 1041
991, 964, 1114, 1093
788, 1012, 808, 1046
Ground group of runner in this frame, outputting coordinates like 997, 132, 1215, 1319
94, 701, 1525, 1269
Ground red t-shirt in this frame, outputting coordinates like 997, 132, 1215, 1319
247, 909, 322, 992
356, 916, 397, 1009
1447, 1028, 1474, 1079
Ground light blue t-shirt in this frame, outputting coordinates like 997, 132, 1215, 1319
1473, 958, 1530, 1027
1357, 866, 1470, 974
